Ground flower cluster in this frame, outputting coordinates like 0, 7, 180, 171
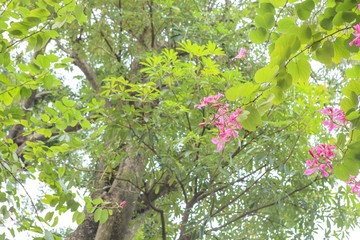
346, 175, 360, 197
349, 23, 360, 47
304, 144, 336, 178
233, 48, 248, 60
194, 93, 224, 109
195, 93, 242, 151
319, 106, 347, 132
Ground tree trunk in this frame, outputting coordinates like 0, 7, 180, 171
67, 145, 145, 240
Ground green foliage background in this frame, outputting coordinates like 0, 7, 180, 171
1, 0, 360, 239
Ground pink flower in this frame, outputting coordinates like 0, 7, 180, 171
194, 93, 224, 109
349, 23, 360, 47
195, 94, 243, 151
304, 144, 336, 178
233, 48, 248, 60
212, 137, 227, 151
319, 107, 347, 132
346, 175, 360, 197
119, 201, 126, 207
358, 4, 360, 10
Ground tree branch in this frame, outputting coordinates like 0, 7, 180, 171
208, 178, 319, 232
56, 40, 100, 92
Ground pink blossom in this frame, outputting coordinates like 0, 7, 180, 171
233, 48, 248, 60
346, 175, 360, 197
194, 93, 224, 109
119, 201, 126, 207
349, 23, 360, 47
358, 4, 360, 10
212, 136, 227, 151
195, 94, 243, 151
319, 107, 347, 132
304, 144, 336, 178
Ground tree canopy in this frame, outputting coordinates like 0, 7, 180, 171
1, 0, 360, 239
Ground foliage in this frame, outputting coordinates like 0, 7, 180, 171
1, 0, 360, 239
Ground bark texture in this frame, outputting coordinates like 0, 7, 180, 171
67, 145, 146, 240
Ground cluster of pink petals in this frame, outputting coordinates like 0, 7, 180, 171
346, 175, 360, 197
319, 106, 347, 132
358, 4, 360, 10
194, 93, 224, 109
304, 144, 336, 178
211, 105, 242, 151
195, 94, 242, 151
349, 23, 360, 47
233, 48, 248, 60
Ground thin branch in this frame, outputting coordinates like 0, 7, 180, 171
285, 26, 352, 67
209, 178, 319, 232
148, 0, 156, 48
90, 9, 121, 61
146, 197, 166, 240
0, 161, 44, 228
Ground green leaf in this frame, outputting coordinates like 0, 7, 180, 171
333, 37, 350, 63
268, 0, 286, 7
36, 128, 52, 138
277, 17, 297, 33
225, 82, 259, 101
258, 93, 274, 116
337, 133, 347, 149
93, 198, 103, 205
334, 152, 360, 181
237, 110, 250, 121
249, 27, 268, 44
99, 210, 109, 224
94, 208, 102, 222
345, 66, 360, 79
254, 65, 279, 83
74, 5, 87, 24
239, 106, 262, 131
254, 13, 274, 29
342, 80, 360, 97
276, 70, 293, 90
62, 97, 76, 107
0, 52, 10, 67
315, 41, 334, 65
45, 212, 54, 222
77, 212, 86, 225
297, 25, 312, 43
320, 18, 333, 30
51, 216, 58, 227
342, 11, 357, 23
295, 0, 315, 20
3, 92, 13, 106
80, 119, 91, 129
58, 166, 66, 177
332, 12, 343, 26
287, 57, 311, 84
54, 100, 67, 113
346, 110, 360, 121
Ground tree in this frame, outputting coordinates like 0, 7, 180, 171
1, 0, 360, 239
